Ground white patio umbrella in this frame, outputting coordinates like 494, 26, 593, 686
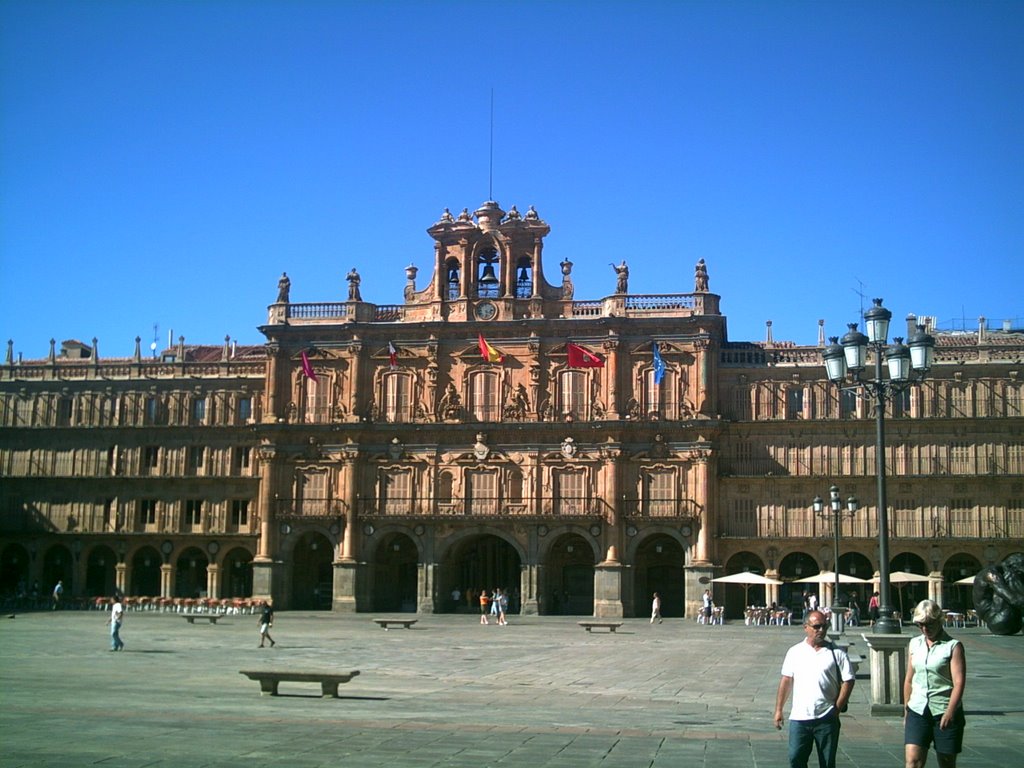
953, 574, 979, 585
793, 571, 870, 584
711, 571, 783, 609
888, 571, 930, 616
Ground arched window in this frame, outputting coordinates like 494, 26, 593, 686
559, 370, 588, 420
642, 469, 677, 517
553, 469, 586, 515
383, 372, 412, 423
304, 376, 328, 423
644, 369, 675, 419
470, 370, 499, 422
380, 469, 412, 515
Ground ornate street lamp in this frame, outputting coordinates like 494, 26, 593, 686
822, 299, 934, 634
812, 485, 858, 628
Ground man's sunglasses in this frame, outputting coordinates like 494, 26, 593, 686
806, 623, 827, 630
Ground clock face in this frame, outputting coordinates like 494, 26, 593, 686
476, 301, 497, 321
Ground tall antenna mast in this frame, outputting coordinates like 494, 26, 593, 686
489, 88, 494, 201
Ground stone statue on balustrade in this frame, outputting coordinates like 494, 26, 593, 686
346, 268, 362, 301
694, 259, 709, 292
611, 260, 629, 294
276, 272, 291, 303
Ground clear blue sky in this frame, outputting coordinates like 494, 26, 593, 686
2, 1, 1022, 359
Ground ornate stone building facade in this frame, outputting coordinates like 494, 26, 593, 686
2, 201, 1022, 616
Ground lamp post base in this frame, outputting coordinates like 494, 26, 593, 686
861, 633, 911, 716
873, 615, 902, 635
829, 605, 848, 635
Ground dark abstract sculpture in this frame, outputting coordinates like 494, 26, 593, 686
973, 553, 1024, 635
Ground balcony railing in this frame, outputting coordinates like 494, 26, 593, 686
274, 497, 348, 521
357, 496, 615, 521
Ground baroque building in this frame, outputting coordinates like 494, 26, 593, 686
2, 200, 1022, 617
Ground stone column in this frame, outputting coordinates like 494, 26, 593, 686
861, 633, 911, 716
206, 563, 220, 600
115, 562, 127, 596
160, 563, 173, 599
418, 562, 436, 614
603, 336, 619, 417
928, 572, 943, 605
693, 454, 712, 565
332, 453, 360, 612
252, 446, 280, 601
520, 563, 541, 615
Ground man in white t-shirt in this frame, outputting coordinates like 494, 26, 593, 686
110, 596, 125, 652
773, 610, 854, 768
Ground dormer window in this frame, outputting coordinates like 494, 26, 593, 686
476, 248, 500, 298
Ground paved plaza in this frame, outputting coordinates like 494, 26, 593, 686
1, 609, 1022, 767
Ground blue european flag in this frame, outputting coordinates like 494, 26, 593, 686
652, 341, 666, 385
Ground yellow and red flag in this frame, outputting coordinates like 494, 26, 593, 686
478, 333, 504, 364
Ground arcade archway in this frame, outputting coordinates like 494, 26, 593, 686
175, 548, 209, 598
85, 545, 117, 597
634, 534, 685, 618
444, 534, 521, 614
130, 547, 161, 596
546, 533, 596, 616
372, 532, 417, 612
292, 531, 333, 610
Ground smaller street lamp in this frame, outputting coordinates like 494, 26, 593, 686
813, 485, 858, 632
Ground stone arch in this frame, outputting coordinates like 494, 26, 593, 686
633, 532, 688, 618
290, 530, 333, 610
222, 546, 254, 598
942, 551, 982, 611
370, 530, 419, 613
778, 550, 819, 615
438, 530, 524, 615
85, 544, 117, 598
175, 547, 209, 598
129, 546, 161, 597
0, 543, 30, 598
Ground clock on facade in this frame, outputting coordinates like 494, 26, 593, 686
475, 301, 497, 321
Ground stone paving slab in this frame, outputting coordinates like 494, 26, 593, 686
0, 611, 1021, 767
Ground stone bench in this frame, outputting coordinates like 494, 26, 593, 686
373, 618, 418, 630
238, 669, 360, 697
183, 613, 220, 624
578, 621, 624, 633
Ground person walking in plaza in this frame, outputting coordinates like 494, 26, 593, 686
774, 610, 855, 768
650, 592, 663, 624
258, 600, 275, 647
701, 589, 713, 625
109, 594, 125, 651
490, 588, 501, 622
51, 580, 63, 610
868, 591, 880, 626
497, 588, 509, 626
903, 599, 966, 768
479, 589, 490, 625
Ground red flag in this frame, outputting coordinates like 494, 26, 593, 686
388, 341, 398, 370
478, 333, 504, 364
566, 342, 605, 368
300, 350, 318, 381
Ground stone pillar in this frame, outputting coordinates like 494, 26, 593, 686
115, 562, 127, 596
928, 572, 943, 606
593, 546, 624, 618
861, 633, 911, 716
332, 453, 359, 613
418, 562, 436, 614
520, 563, 540, 615
206, 563, 220, 600
765, 569, 780, 607
160, 563, 173, 599
349, 341, 363, 418
693, 455, 712, 565
603, 336, 620, 418
685, 564, 715, 618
